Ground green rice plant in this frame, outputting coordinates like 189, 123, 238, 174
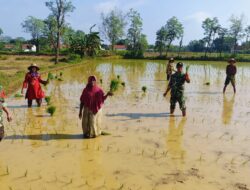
205, 82, 210, 85
14, 93, 23, 98
117, 75, 120, 80
110, 79, 120, 92
58, 78, 63, 81
121, 82, 126, 87
100, 79, 103, 84
101, 131, 111, 136
45, 96, 51, 105
46, 106, 56, 116
142, 86, 147, 93
47, 72, 54, 81
60, 72, 63, 76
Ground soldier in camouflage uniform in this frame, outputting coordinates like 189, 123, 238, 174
163, 62, 190, 117
0, 86, 12, 141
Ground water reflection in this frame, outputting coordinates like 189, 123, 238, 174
166, 117, 186, 163
222, 95, 235, 125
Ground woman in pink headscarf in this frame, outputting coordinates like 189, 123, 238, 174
79, 76, 113, 138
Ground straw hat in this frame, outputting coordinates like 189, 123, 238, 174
28, 63, 40, 71
228, 58, 236, 63
169, 57, 175, 62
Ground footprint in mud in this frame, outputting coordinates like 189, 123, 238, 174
235, 183, 249, 190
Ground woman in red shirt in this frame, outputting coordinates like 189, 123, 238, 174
21, 64, 48, 107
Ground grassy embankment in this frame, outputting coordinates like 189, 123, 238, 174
0, 55, 88, 95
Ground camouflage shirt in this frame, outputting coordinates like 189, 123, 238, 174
169, 72, 188, 96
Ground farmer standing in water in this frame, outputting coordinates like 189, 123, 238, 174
166, 58, 176, 81
79, 76, 113, 138
163, 62, 190, 117
21, 64, 48, 107
223, 58, 237, 94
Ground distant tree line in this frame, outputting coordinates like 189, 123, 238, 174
1, 1, 250, 61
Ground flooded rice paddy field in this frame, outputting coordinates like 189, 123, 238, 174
1, 60, 250, 190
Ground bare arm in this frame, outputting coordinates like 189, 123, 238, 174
3, 106, 12, 122
163, 85, 171, 97
79, 102, 84, 120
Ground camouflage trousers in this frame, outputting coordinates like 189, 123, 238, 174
170, 94, 186, 111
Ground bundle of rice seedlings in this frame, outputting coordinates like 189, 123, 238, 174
110, 79, 120, 92
47, 106, 56, 116
45, 96, 51, 105
14, 93, 23, 98
142, 86, 147, 93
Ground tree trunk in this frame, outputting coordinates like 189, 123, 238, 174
55, 31, 60, 64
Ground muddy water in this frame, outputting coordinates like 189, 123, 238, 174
1, 60, 250, 190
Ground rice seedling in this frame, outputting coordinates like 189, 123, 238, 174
186, 65, 190, 73
14, 93, 23, 98
60, 72, 63, 76
100, 79, 103, 84
142, 86, 147, 93
117, 75, 120, 80
205, 82, 210, 85
101, 131, 111, 136
47, 72, 54, 81
121, 82, 126, 87
110, 79, 120, 93
58, 78, 63, 81
47, 106, 56, 116
45, 96, 51, 105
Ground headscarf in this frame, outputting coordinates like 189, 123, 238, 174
80, 76, 105, 114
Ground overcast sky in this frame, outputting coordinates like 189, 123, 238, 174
0, 0, 250, 45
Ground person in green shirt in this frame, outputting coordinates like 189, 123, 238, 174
163, 62, 190, 117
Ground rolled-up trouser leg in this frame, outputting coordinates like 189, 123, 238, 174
170, 96, 177, 114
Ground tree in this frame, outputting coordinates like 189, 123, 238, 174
212, 27, 228, 57
0, 28, 3, 36
45, 0, 75, 64
155, 17, 183, 56
126, 9, 147, 58
22, 16, 45, 53
69, 30, 85, 57
244, 25, 250, 43
229, 14, 245, 54
155, 27, 167, 56
100, 9, 126, 51
187, 40, 205, 52
85, 32, 101, 56
69, 26, 101, 57
44, 15, 57, 51
202, 17, 220, 57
